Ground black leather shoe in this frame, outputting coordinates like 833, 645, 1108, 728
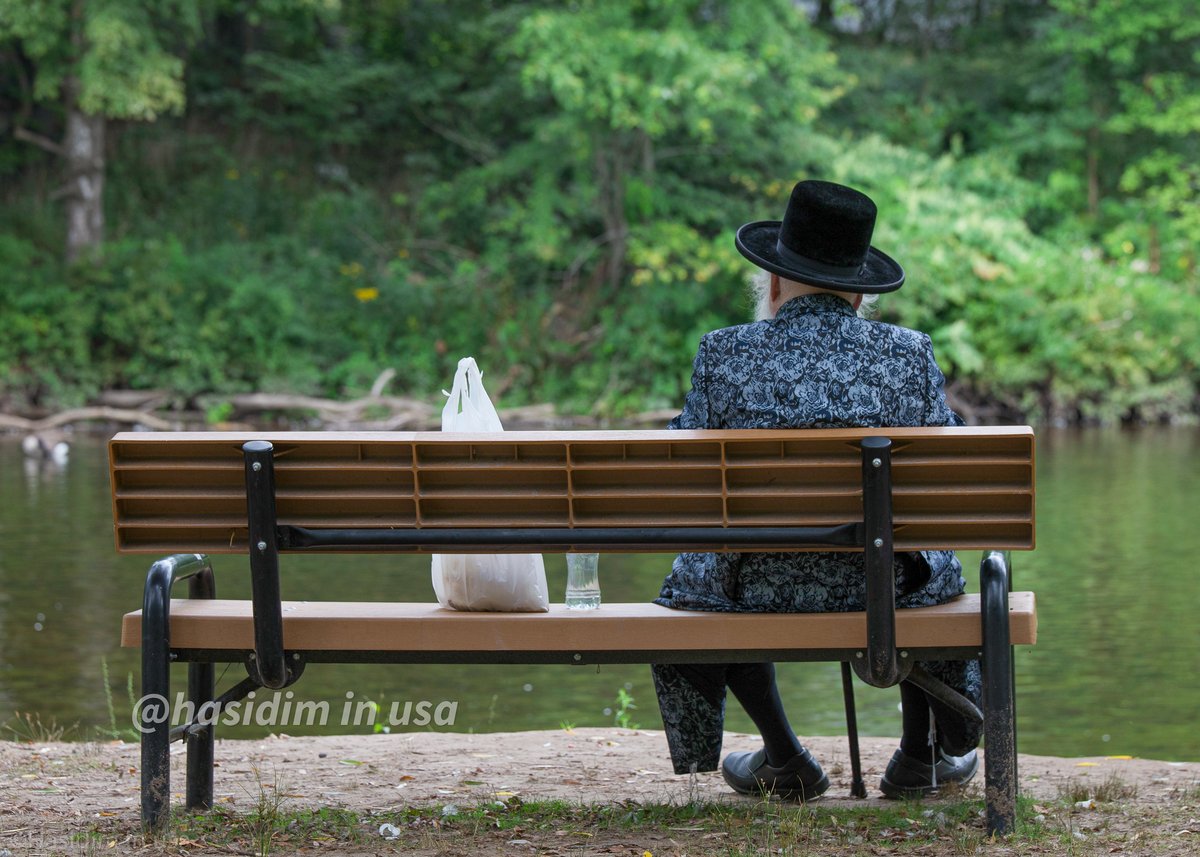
721, 748, 829, 801
879, 747, 979, 799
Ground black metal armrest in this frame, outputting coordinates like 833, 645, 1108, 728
142, 553, 216, 653
141, 554, 217, 717
139, 553, 216, 829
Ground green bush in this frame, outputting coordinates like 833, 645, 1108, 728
0, 236, 98, 408
2, 136, 1196, 423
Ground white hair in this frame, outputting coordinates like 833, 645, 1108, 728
747, 269, 878, 321
749, 269, 774, 321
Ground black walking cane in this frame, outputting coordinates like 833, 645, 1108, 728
841, 662, 868, 798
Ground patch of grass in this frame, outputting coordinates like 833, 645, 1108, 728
367, 794, 1054, 852
168, 801, 366, 851
69, 829, 106, 846
98, 794, 1059, 855
1057, 772, 1139, 804
2, 710, 79, 742
1173, 778, 1200, 801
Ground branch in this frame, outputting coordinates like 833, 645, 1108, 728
13, 126, 65, 158
562, 229, 626, 291
404, 238, 480, 259
0, 397, 677, 434
369, 368, 396, 399
0, 414, 34, 431
0, 407, 176, 432
216, 391, 439, 430
410, 104, 497, 163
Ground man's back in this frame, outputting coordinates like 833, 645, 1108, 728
669, 293, 959, 432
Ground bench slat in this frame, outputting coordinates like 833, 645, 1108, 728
109, 428, 1035, 554
121, 592, 1035, 653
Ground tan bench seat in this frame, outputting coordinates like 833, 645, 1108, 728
122, 592, 1036, 655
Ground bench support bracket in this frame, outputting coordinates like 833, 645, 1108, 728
856, 437, 904, 688
243, 441, 292, 690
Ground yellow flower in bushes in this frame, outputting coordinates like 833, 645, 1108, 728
354, 287, 379, 302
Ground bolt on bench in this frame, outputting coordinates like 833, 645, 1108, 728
112, 427, 1036, 835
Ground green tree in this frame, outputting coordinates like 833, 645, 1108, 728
508, 0, 839, 287
0, 0, 198, 261
1, 0, 1194, 421
1083, 0, 1200, 274
1022, 0, 1199, 269
404, 0, 842, 410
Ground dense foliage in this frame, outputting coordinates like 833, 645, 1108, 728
1, 0, 1196, 423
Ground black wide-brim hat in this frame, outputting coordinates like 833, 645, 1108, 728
735, 180, 904, 293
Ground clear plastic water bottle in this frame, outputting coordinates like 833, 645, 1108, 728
565, 553, 601, 610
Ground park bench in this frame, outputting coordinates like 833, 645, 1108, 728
113, 426, 1036, 835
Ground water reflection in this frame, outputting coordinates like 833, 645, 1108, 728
0, 429, 1197, 760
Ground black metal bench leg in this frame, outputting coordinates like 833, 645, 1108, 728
840, 662, 868, 798
141, 560, 174, 833
981, 551, 1017, 836
185, 569, 216, 811
185, 661, 215, 810
138, 554, 215, 833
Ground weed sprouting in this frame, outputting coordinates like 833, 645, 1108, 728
2, 710, 77, 742
613, 685, 640, 729
244, 766, 288, 857
1058, 772, 1138, 804
97, 657, 138, 741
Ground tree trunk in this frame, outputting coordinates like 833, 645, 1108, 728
63, 102, 105, 264
594, 137, 629, 293
63, 0, 105, 265
1085, 124, 1100, 219
814, 0, 835, 30
1083, 86, 1110, 221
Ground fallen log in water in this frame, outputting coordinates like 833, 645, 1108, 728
0, 406, 176, 433
1, 367, 682, 435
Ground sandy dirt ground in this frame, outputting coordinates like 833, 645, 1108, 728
3, 729, 1199, 855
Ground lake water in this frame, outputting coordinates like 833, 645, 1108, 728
1, 428, 1198, 761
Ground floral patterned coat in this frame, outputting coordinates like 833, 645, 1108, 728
651, 292, 979, 774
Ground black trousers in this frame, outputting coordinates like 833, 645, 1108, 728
652, 660, 981, 775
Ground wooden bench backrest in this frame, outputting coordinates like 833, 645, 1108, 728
108, 427, 1035, 554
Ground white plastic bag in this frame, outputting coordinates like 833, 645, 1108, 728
431, 357, 550, 612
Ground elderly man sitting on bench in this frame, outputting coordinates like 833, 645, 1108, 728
651, 180, 980, 801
